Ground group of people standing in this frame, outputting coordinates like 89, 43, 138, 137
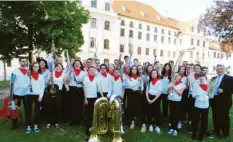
8, 54, 233, 142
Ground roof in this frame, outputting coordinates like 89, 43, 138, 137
112, 0, 179, 29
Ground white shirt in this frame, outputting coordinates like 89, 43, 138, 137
122, 73, 129, 89
161, 76, 170, 94
110, 77, 124, 97
181, 76, 187, 86
188, 72, 199, 95
148, 80, 163, 96
96, 73, 112, 96
193, 83, 209, 109
68, 70, 86, 88
83, 76, 98, 98
127, 76, 144, 91
42, 69, 50, 87
11, 68, 30, 96
26, 74, 45, 98
47, 71, 66, 90
168, 82, 186, 102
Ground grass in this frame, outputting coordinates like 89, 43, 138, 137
0, 81, 10, 89
0, 103, 232, 142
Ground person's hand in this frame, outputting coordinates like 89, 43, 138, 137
217, 88, 223, 93
38, 97, 42, 102
85, 99, 88, 105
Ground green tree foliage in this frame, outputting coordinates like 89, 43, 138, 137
0, 1, 90, 60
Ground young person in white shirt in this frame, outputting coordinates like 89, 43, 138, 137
96, 64, 112, 98
108, 63, 115, 78
141, 70, 162, 133
191, 72, 210, 142
10, 57, 29, 130
66, 60, 86, 125
25, 62, 45, 134
83, 66, 103, 138
126, 65, 144, 129
108, 68, 124, 99
160, 63, 172, 122
167, 73, 186, 136
46, 63, 68, 128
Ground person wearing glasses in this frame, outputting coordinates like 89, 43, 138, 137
10, 57, 29, 130
25, 62, 45, 134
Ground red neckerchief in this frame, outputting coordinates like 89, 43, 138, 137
97, 68, 100, 72
132, 74, 138, 80
19, 68, 27, 75
175, 81, 181, 86
101, 72, 107, 77
114, 75, 123, 82
152, 78, 159, 85
88, 75, 95, 82
74, 68, 81, 76
41, 67, 46, 73
55, 71, 62, 78
31, 72, 39, 80
108, 71, 114, 77
200, 84, 208, 91
194, 73, 198, 80
164, 71, 169, 77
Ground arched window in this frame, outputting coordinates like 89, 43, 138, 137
104, 21, 110, 30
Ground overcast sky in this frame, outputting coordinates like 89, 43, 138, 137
136, 0, 215, 21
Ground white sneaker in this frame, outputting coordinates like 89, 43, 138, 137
140, 124, 146, 133
149, 125, 153, 132
130, 121, 135, 129
177, 121, 182, 129
121, 126, 125, 134
168, 129, 173, 134
155, 126, 161, 134
173, 130, 177, 136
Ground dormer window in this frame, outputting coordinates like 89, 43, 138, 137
156, 14, 161, 20
140, 10, 148, 17
122, 5, 130, 12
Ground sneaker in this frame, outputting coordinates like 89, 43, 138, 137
149, 125, 153, 132
26, 127, 31, 134
130, 121, 135, 129
34, 125, 39, 132
46, 124, 51, 128
140, 124, 146, 133
55, 124, 59, 128
121, 126, 125, 134
173, 130, 177, 136
168, 129, 174, 134
155, 126, 161, 134
177, 121, 182, 129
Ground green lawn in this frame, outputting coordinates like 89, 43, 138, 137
0, 103, 232, 142
0, 81, 10, 89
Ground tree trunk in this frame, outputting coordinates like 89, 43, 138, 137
3, 60, 6, 81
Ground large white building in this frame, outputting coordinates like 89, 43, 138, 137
0, 0, 232, 79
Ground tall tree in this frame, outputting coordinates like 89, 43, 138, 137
0, 1, 90, 61
198, 1, 233, 53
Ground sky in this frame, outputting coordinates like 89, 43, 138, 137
136, 0, 215, 21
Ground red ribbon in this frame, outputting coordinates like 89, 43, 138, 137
152, 78, 159, 85
55, 71, 62, 78
31, 72, 39, 80
19, 68, 27, 75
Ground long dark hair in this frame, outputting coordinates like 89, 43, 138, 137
30, 62, 42, 74
72, 60, 84, 71
39, 59, 48, 69
177, 66, 187, 77
161, 63, 172, 80
146, 64, 154, 75
129, 65, 139, 77
149, 69, 158, 83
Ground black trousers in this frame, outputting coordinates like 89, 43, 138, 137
192, 107, 209, 139
212, 97, 231, 137
12, 95, 26, 126
85, 98, 97, 135
69, 86, 84, 125
127, 90, 142, 122
123, 88, 130, 123
160, 94, 168, 119
146, 94, 162, 126
61, 85, 70, 122
169, 101, 181, 131
181, 88, 189, 121
97, 92, 108, 98
186, 94, 195, 123
25, 95, 41, 126
141, 92, 147, 124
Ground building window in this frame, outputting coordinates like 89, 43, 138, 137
91, 18, 97, 28
154, 27, 157, 33
173, 51, 176, 58
90, 37, 95, 48
217, 53, 220, 59
120, 45, 124, 53
168, 51, 170, 57
138, 47, 141, 55
147, 25, 150, 31
213, 52, 216, 58
138, 24, 142, 29
191, 38, 194, 45
153, 49, 156, 56
174, 39, 176, 45
160, 50, 164, 57
138, 32, 142, 39
191, 26, 194, 32
104, 21, 110, 30
202, 53, 205, 60
120, 28, 125, 37
146, 48, 149, 55
130, 22, 134, 28
7, 59, 11, 67
161, 36, 164, 43
146, 33, 150, 41
168, 37, 171, 44
104, 59, 109, 64
91, 0, 97, 8
203, 41, 205, 47
104, 39, 109, 49
179, 39, 182, 45
197, 40, 200, 46
129, 46, 133, 54
105, 3, 110, 11
161, 29, 164, 34
174, 32, 177, 36
129, 30, 133, 38
154, 35, 157, 42
77, 0, 82, 5
190, 51, 193, 58
196, 52, 199, 58
168, 30, 171, 35
221, 53, 224, 59
121, 20, 125, 26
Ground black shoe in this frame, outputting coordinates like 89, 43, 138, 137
205, 131, 213, 139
